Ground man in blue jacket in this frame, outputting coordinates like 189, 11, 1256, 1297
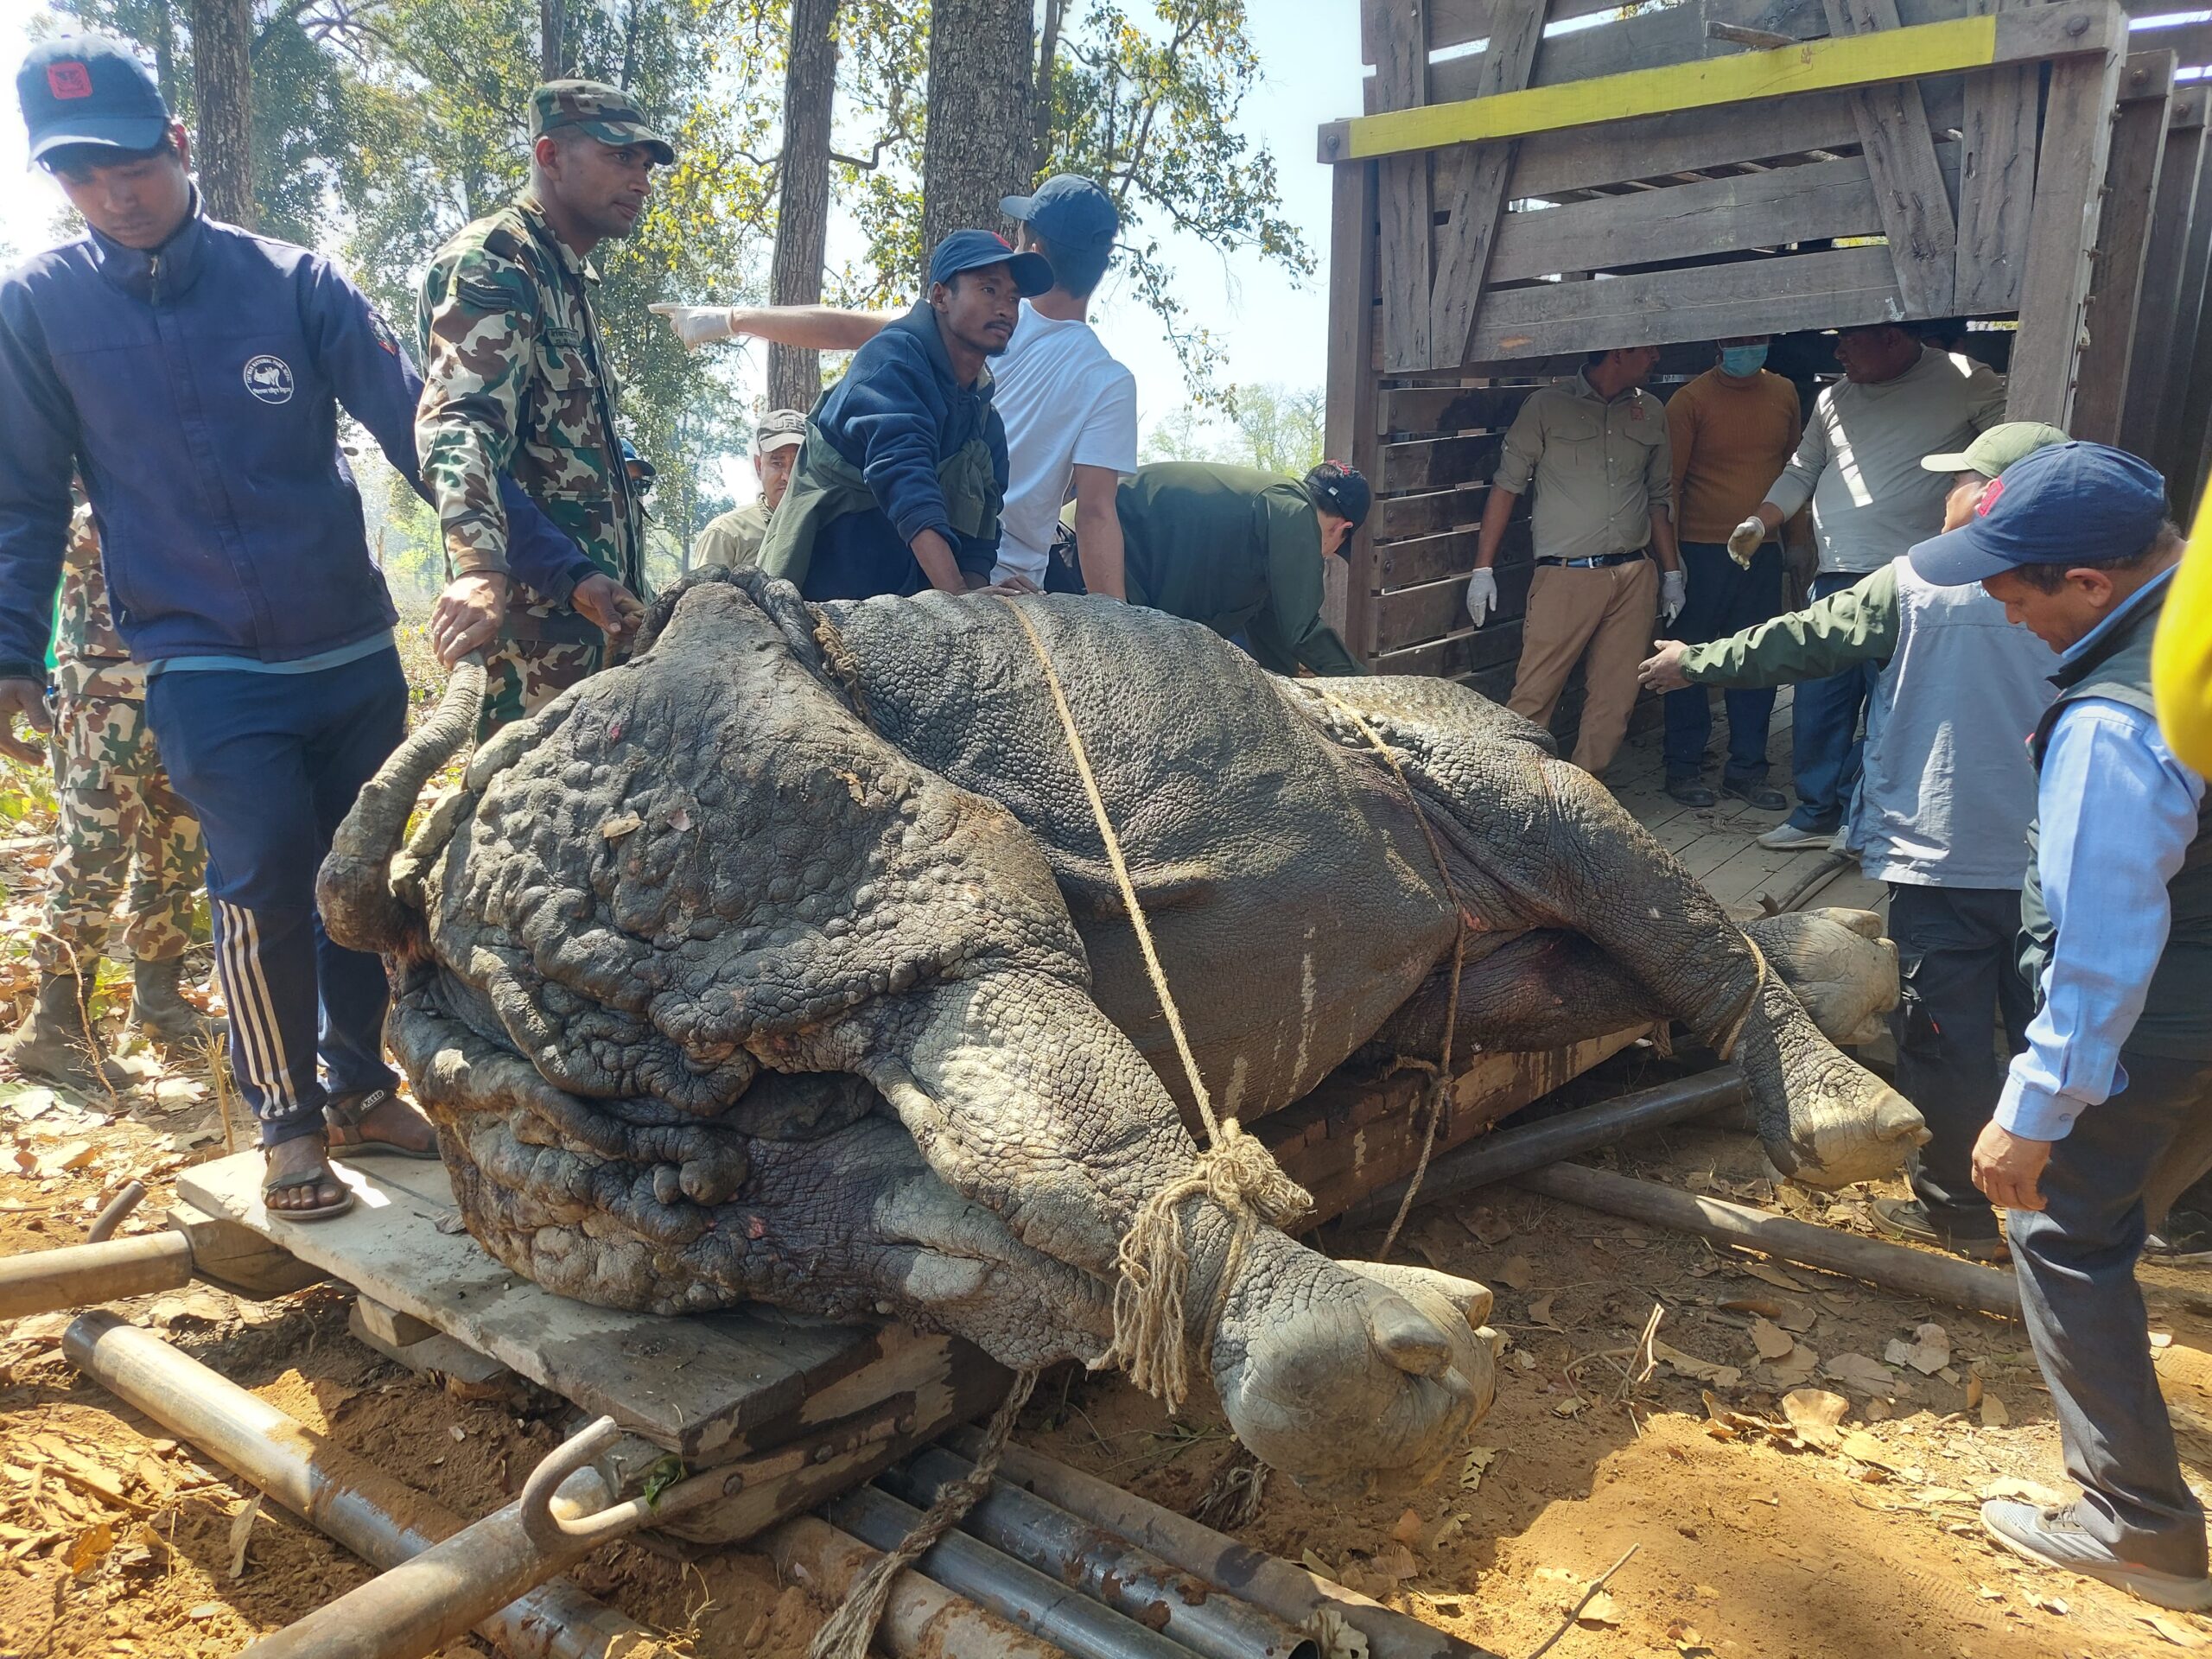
757, 230, 1052, 600
0, 36, 606, 1221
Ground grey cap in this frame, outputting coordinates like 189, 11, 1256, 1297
755, 409, 806, 454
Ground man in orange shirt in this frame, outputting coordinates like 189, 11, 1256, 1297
1658, 336, 1803, 808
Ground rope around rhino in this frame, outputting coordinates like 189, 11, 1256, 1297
997, 596, 1312, 1416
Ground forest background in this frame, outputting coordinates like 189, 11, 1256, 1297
1, 0, 1351, 590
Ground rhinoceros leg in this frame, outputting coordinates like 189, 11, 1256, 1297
1289, 677, 1923, 1186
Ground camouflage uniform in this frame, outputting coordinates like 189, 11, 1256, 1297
35, 510, 204, 975
414, 81, 672, 734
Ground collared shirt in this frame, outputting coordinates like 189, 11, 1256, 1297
693, 499, 772, 570
1997, 569, 2207, 1140
1493, 372, 1671, 562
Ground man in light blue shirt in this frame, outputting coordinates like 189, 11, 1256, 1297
1910, 442, 2212, 1612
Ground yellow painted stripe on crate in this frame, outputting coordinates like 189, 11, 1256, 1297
1336, 13, 1999, 158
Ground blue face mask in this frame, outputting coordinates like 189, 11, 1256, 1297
1719, 344, 1769, 378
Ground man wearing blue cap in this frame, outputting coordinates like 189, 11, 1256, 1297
0, 35, 600, 1222
753, 230, 1049, 599
1910, 441, 2212, 1611
656, 175, 1138, 598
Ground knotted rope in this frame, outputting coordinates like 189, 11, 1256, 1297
1709, 935, 1771, 1063
997, 597, 1310, 1415
806, 1365, 1040, 1659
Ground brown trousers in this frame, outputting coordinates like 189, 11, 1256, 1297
1507, 558, 1657, 775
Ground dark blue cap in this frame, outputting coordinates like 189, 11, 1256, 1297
17, 35, 170, 164
1000, 175, 1120, 251
928, 229, 1053, 296
1304, 461, 1371, 529
1909, 441, 2169, 586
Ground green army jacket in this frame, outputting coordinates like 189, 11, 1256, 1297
1680, 563, 1901, 687
416, 194, 644, 610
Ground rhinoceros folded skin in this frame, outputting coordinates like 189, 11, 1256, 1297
321, 569, 1918, 1498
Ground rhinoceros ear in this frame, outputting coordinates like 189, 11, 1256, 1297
1337, 1258, 1495, 1330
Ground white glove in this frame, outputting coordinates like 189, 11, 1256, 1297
1660, 569, 1688, 627
647, 302, 737, 349
1726, 514, 1768, 564
1465, 568, 1497, 628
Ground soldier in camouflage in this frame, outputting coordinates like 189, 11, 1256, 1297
414, 79, 664, 730
9, 507, 217, 1090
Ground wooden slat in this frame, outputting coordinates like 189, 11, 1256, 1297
1370, 622, 1530, 680
1427, 0, 1550, 372
1382, 384, 1535, 435
1379, 486, 1489, 539
2119, 91, 2205, 458
1382, 432, 1503, 493
2128, 16, 2212, 69
2155, 132, 2212, 499
1376, 0, 1437, 373
1826, 0, 1959, 314
1375, 522, 1532, 589
2073, 53, 2175, 442
1373, 560, 1538, 652
1320, 3, 2122, 162
2009, 41, 2126, 423
1468, 245, 1905, 360
1326, 158, 1383, 656
1955, 0, 2040, 313
1486, 148, 1961, 283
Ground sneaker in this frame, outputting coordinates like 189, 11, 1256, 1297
2145, 1211, 2212, 1266
1721, 777, 1789, 811
1982, 1499, 2212, 1611
1666, 775, 1717, 807
1758, 820, 1836, 850
1869, 1196, 2008, 1262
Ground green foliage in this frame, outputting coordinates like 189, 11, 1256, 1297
1140, 382, 1325, 476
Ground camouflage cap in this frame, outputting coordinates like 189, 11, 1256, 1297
529, 79, 674, 164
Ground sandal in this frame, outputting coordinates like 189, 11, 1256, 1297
323, 1087, 440, 1160
262, 1165, 357, 1223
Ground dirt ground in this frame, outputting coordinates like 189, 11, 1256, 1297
2, 634, 2206, 1657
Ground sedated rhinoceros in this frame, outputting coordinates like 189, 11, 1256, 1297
321, 568, 1922, 1499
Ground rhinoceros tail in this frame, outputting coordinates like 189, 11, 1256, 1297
317, 656, 486, 959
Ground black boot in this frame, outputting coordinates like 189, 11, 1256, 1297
3, 973, 130, 1094
129, 956, 225, 1048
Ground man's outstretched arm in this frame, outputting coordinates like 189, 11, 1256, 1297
652, 302, 900, 353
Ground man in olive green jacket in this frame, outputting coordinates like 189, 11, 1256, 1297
1106, 460, 1369, 677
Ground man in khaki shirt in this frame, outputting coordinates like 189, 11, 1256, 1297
693, 408, 804, 569
1466, 346, 1683, 774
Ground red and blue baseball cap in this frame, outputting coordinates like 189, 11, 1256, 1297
927, 229, 1053, 296
1908, 440, 2170, 586
17, 35, 172, 164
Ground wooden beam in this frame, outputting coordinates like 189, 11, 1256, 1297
2008, 40, 2126, 424
1427, 0, 1549, 372
1319, 3, 2122, 162
1373, 0, 1436, 373
2156, 135, 2212, 499
1382, 433, 1503, 493
1955, 0, 2041, 312
2119, 94, 2205, 458
1325, 158, 1382, 656
1826, 0, 1959, 313
2072, 51, 2175, 442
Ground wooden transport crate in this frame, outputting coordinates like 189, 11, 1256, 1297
1319, 0, 2212, 686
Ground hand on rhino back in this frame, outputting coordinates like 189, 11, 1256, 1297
323, 569, 1918, 1496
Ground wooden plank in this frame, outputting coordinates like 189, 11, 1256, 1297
1825, 0, 1959, 315
1375, 522, 1531, 588
1379, 486, 1490, 539
1374, 561, 1541, 652
2073, 54, 2175, 442
1382, 384, 1535, 435
1382, 432, 1503, 493
1427, 0, 1550, 372
2156, 135, 2212, 498
1375, 0, 1437, 373
2120, 97, 2207, 459
1370, 620, 1530, 679
175, 1153, 936, 1464
1487, 148, 1961, 284
1469, 245, 1906, 359
1320, 3, 2121, 162
1326, 159, 1382, 655
2128, 16, 2212, 69
2009, 41, 2126, 423
1955, 0, 2040, 314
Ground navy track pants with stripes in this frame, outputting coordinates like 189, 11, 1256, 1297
144, 647, 407, 1147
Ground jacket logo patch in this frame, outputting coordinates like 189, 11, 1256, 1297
243, 354, 295, 404
47, 63, 93, 99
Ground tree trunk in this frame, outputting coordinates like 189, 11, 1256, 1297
188, 0, 254, 227
1031, 0, 1066, 177
541, 0, 566, 80
768, 0, 841, 412
919, 0, 1034, 257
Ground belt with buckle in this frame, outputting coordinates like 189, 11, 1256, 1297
1536, 550, 1647, 569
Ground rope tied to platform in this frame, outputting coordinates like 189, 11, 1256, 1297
806, 1365, 1040, 1659
1311, 687, 1471, 1262
996, 597, 1310, 1415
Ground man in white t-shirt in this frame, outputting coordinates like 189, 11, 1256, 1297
650, 175, 1139, 596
